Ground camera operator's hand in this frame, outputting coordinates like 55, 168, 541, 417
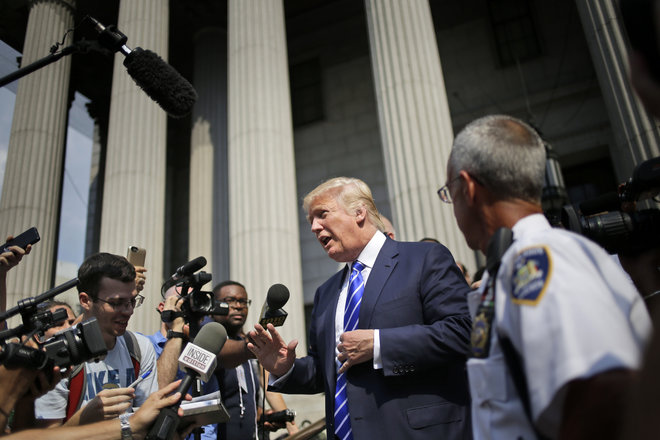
134, 266, 147, 293
130, 379, 194, 440
70, 387, 136, 426
163, 294, 185, 333
0, 364, 39, 427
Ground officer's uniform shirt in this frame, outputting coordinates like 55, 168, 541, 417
467, 214, 651, 439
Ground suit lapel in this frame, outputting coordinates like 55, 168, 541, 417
320, 266, 348, 389
360, 239, 398, 328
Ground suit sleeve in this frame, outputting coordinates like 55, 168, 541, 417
269, 286, 326, 395
379, 244, 472, 376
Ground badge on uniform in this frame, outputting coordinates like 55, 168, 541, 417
471, 307, 493, 358
511, 246, 552, 306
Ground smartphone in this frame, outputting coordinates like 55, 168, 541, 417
620, 0, 660, 82
126, 246, 146, 267
1, 227, 40, 254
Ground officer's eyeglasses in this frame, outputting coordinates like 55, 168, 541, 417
437, 176, 462, 204
95, 294, 145, 310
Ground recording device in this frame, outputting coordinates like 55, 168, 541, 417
0, 278, 108, 371
42, 318, 107, 368
560, 156, 660, 254
259, 284, 290, 327
620, 0, 660, 82
127, 246, 146, 267
0, 278, 79, 337
0, 227, 40, 254
161, 257, 228, 337
261, 409, 296, 424
1, 317, 107, 372
146, 322, 227, 440
88, 16, 197, 118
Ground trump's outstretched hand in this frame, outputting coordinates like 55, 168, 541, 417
247, 323, 298, 377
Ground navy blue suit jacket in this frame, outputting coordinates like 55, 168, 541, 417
271, 239, 473, 439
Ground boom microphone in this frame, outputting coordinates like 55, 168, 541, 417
146, 322, 227, 440
259, 284, 290, 327
89, 16, 197, 118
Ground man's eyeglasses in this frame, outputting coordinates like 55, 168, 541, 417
95, 294, 145, 310
221, 297, 251, 307
437, 175, 462, 204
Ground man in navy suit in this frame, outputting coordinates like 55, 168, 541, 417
248, 177, 472, 439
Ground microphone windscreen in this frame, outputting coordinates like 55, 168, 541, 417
266, 284, 290, 310
193, 321, 227, 355
123, 48, 197, 118
176, 256, 207, 277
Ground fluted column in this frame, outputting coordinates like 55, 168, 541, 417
100, 0, 168, 334
228, 0, 305, 348
189, 28, 229, 282
576, 0, 660, 179
365, 0, 474, 265
0, 0, 75, 318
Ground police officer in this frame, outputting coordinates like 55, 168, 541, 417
439, 114, 651, 439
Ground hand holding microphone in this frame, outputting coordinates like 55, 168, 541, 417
146, 322, 227, 440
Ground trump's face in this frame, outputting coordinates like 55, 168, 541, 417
307, 190, 364, 263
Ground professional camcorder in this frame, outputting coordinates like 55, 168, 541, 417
560, 156, 660, 255
161, 257, 228, 329
0, 279, 107, 371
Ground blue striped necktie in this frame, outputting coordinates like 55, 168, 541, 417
334, 260, 366, 440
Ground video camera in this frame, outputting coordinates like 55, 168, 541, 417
0, 278, 107, 371
560, 156, 660, 255
161, 257, 228, 330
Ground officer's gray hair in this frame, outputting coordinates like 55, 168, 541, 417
448, 115, 545, 203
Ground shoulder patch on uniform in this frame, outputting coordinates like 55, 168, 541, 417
511, 245, 552, 306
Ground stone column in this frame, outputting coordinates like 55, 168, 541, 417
228, 0, 306, 348
576, 0, 660, 179
364, 0, 474, 266
99, 0, 169, 334
189, 28, 229, 282
0, 0, 75, 319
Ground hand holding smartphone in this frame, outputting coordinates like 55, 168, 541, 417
127, 246, 146, 267
1, 227, 40, 254
127, 246, 147, 293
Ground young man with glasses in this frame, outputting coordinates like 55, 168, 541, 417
35, 253, 159, 428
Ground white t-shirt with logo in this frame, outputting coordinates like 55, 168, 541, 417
35, 332, 159, 420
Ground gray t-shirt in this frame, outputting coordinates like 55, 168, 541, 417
35, 332, 159, 420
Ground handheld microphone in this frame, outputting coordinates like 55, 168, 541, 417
146, 322, 227, 440
89, 16, 197, 118
259, 284, 290, 327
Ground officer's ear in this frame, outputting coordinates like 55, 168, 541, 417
459, 170, 479, 205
